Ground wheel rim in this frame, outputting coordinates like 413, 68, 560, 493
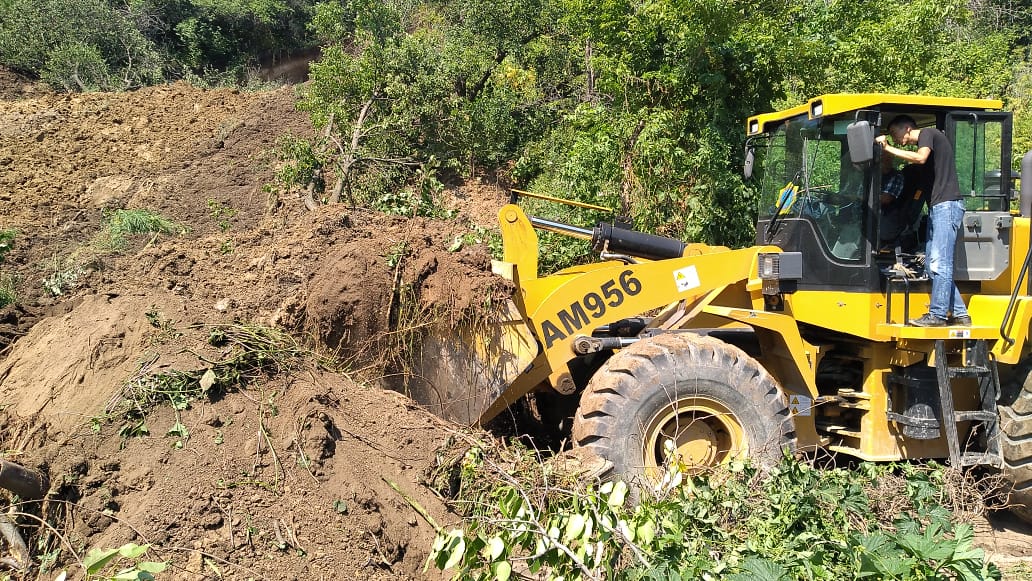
642, 395, 746, 481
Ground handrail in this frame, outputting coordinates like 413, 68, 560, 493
510, 189, 614, 213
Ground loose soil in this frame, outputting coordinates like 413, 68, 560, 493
2, 65, 1032, 580
0, 67, 509, 580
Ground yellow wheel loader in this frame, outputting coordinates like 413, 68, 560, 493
412, 94, 1032, 513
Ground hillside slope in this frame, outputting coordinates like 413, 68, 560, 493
0, 68, 508, 580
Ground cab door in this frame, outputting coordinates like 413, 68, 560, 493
946, 111, 1013, 208
946, 111, 1013, 281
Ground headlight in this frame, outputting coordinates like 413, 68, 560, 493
758, 252, 802, 281
760, 255, 775, 278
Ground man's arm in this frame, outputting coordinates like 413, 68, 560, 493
874, 135, 931, 164
885, 143, 931, 164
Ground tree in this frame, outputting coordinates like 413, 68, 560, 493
295, 0, 570, 207
0, 0, 163, 90
0, 0, 318, 90
292, 0, 1024, 253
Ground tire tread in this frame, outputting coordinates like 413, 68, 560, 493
571, 332, 796, 483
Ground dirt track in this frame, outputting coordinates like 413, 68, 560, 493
2, 67, 1032, 579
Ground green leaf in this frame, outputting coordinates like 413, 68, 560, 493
607, 481, 628, 507
564, 513, 586, 543
117, 543, 149, 560
726, 555, 789, 580
635, 519, 656, 545
499, 487, 520, 518
442, 531, 465, 570
491, 560, 512, 581
136, 561, 167, 573
896, 527, 953, 562
856, 532, 912, 578
485, 535, 505, 561
428, 534, 447, 568
166, 422, 189, 439
83, 547, 121, 575
581, 513, 595, 542
333, 499, 349, 514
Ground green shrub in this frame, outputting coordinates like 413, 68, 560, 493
0, 0, 163, 90
0, 0, 316, 90
428, 443, 1001, 580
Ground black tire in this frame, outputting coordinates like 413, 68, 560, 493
998, 356, 1032, 522
571, 332, 796, 487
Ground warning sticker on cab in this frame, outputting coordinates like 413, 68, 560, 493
673, 265, 700, 292
788, 394, 812, 417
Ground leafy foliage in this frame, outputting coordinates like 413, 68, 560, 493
295, 0, 568, 207
130, 0, 316, 82
0, 0, 317, 89
289, 0, 1024, 264
0, 0, 164, 90
427, 445, 1002, 580
76, 542, 166, 581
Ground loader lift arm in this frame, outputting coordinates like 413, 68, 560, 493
484, 204, 795, 423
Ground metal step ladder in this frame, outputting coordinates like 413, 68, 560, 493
934, 339, 1002, 467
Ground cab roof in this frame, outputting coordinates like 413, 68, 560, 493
746, 93, 1004, 136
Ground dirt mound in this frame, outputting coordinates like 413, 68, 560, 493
1, 295, 450, 579
0, 71, 510, 579
302, 214, 507, 354
0, 67, 41, 101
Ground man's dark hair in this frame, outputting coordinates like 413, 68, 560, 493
888, 115, 918, 133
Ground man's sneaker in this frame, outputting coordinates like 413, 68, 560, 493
910, 313, 948, 327
949, 315, 972, 326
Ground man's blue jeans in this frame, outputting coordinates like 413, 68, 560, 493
926, 200, 968, 320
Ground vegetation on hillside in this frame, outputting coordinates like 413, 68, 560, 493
292, 0, 1026, 254
1, 0, 1027, 252
0, 0, 317, 90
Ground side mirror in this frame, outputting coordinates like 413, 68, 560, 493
846, 120, 875, 165
744, 146, 755, 179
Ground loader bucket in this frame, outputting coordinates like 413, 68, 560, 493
405, 299, 539, 425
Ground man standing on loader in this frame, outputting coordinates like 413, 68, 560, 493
876, 115, 971, 327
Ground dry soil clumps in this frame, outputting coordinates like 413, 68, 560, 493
0, 70, 510, 579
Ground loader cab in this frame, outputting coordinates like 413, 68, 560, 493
748, 94, 1013, 292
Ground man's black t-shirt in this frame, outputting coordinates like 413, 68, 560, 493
918, 127, 961, 207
